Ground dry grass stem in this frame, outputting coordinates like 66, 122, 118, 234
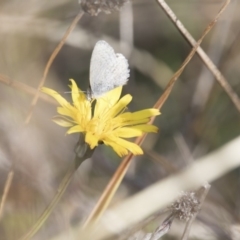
0, 74, 58, 105
24, 11, 84, 124
0, 171, 14, 220
82, 0, 228, 228
155, 0, 240, 113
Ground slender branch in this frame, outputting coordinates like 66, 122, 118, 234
25, 11, 84, 124
155, 0, 240, 113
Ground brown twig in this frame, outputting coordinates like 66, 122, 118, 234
0, 170, 14, 220
155, 0, 240, 113
0, 74, 57, 105
24, 11, 84, 124
82, 0, 229, 228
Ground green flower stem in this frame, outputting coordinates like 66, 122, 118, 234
19, 135, 95, 240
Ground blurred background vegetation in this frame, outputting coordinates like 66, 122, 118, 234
0, 0, 240, 239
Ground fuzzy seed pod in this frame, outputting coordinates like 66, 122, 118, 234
170, 191, 200, 221
80, 0, 129, 16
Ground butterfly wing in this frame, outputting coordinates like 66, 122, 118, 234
89, 40, 130, 98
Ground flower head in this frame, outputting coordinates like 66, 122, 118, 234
42, 79, 160, 157
169, 191, 200, 221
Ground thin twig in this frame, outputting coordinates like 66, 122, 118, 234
0, 170, 14, 220
24, 11, 84, 124
0, 74, 57, 105
181, 183, 211, 240
155, 0, 240, 113
82, 0, 229, 228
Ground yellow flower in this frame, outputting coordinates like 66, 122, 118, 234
42, 79, 160, 157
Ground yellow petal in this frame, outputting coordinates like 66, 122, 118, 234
42, 87, 70, 107
113, 127, 143, 138
119, 109, 160, 121
94, 87, 121, 118
57, 106, 77, 118
105, 136, 143, 155
103, 139, 128, 157
85, 132, 99, 149
106, 94, 132, 119
103, 86, 122, 105
52, 117, 74, 127
69, 79, 80, 106
69, 79, 88, 111
132, 124, 159, 133
94, 86, 123, 117
67, 125, 84, 134
113, 118, 150, 128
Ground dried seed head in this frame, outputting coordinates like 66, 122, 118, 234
80, 0, 129, 16
169, 191, 200, 221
